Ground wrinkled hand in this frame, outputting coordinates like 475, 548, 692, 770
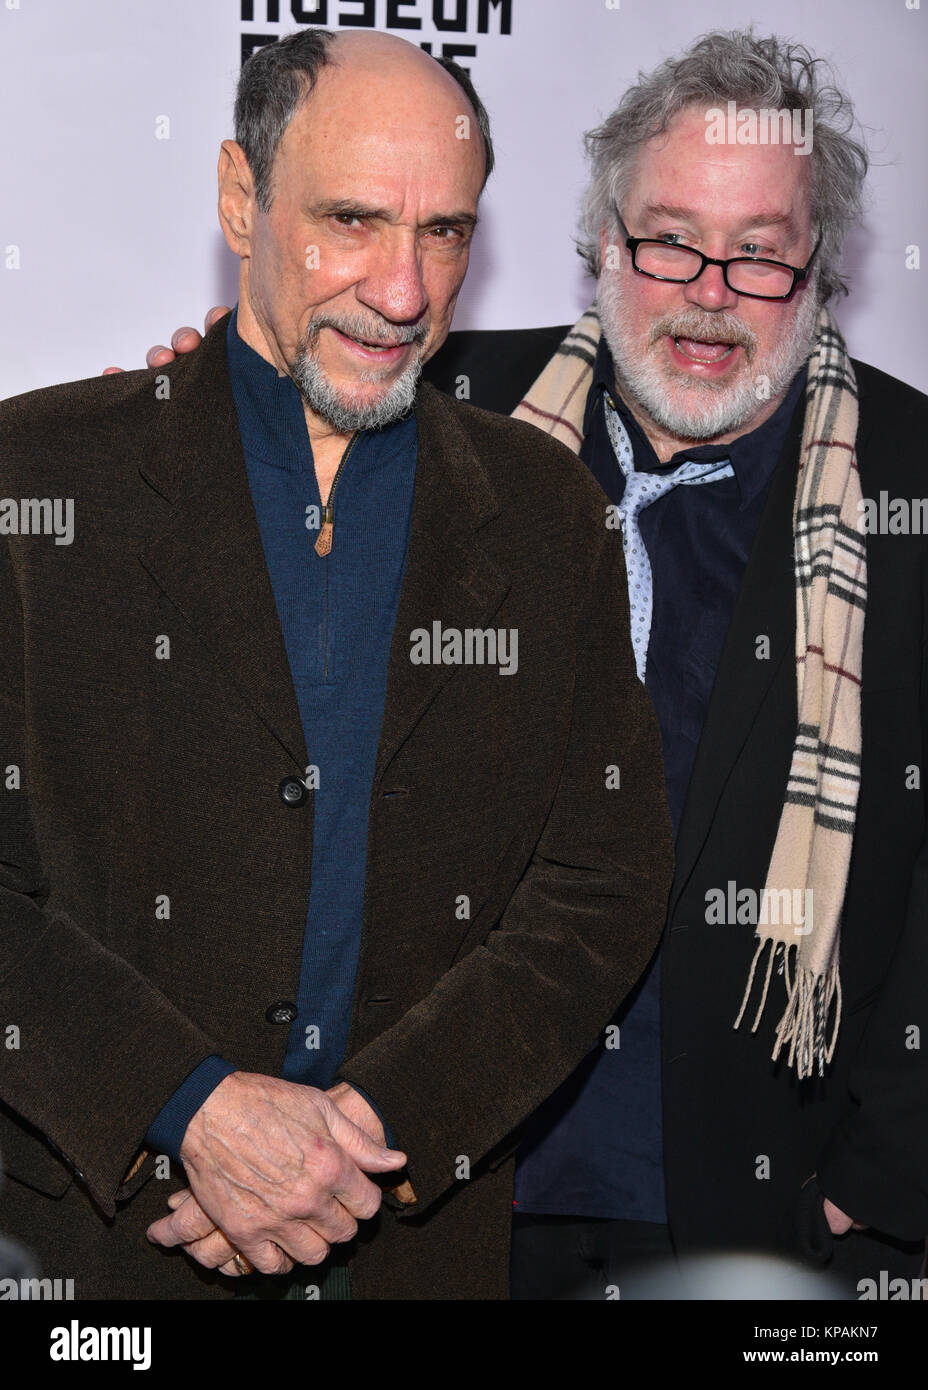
145, 1072, 405, 1277
325, 1080, 387, 1147
102, 305, 231, 375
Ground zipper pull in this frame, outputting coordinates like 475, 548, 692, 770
313, 431, 359, 557
315, 504, 334, 556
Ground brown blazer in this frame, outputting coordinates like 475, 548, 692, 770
0, 320, 672, 1299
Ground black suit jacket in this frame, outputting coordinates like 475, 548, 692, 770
0, 320, 672, 1299
424, 327, 928, 1260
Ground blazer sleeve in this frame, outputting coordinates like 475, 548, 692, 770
816, 822, 928, 1240
337, 509, 674, 1216
0, 536, 222, 1218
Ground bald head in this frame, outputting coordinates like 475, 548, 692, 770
329, 27, 462, 85
234, 27, 492, 214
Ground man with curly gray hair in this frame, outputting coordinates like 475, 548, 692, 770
500, 29, 928, 1301
147, 27, 928, 1301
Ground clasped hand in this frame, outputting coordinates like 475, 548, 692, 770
145, 1073, 406, 1278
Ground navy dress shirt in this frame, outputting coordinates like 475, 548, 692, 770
513, 336, 806, 1221
146, 309, 416, 1160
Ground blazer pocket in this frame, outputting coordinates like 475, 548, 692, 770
0, 1102, 73, 1199
448, 824, 531, 968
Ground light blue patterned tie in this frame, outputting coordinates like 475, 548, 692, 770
604, 393, 735, 682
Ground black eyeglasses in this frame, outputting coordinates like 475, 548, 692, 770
613, 209, 820, 301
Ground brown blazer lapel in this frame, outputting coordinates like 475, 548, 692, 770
374, 381, 512, 785
135, 333, 511, 786
136, 320, 307, 770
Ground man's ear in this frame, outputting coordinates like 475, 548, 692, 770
218, 140, 257, 258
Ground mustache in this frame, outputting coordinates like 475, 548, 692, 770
302, 311, 429, 351
649, 310, 757, 360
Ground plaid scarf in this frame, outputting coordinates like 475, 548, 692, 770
513, 306, 866, 1078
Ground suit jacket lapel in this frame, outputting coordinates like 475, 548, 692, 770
135, 331, 510, 784
669, 391, 806, 918
137, 321, 308, 770
375, 381, 511, 784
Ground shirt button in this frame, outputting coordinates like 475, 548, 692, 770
278, 776, 308, 806
265, 1000, 298, 1025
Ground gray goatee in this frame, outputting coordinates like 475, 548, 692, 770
289, 312, 428, 433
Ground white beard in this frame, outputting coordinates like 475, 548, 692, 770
596, 269, 819, 443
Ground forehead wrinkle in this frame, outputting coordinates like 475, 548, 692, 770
280, 109, 483, 207
641, 202, 799, 232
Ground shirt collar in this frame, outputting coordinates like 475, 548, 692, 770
224, 305, 415, 474
586, 333, 806, 510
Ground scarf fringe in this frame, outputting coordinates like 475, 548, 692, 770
734, 938, 842, 1079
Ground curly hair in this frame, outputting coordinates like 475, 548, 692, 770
578, 30, 869, 303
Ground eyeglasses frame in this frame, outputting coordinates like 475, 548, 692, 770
612, 209, 821, 302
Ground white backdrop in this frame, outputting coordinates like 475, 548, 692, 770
1, 0, 926, 399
